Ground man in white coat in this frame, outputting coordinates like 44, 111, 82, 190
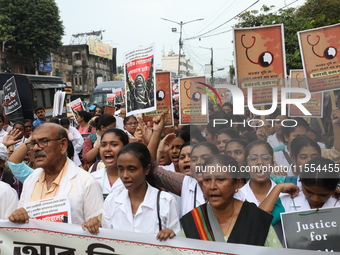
8, 123, 103, 225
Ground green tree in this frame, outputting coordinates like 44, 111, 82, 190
0, 0, 64, 72
297, 0, 340, 27
234, 5, 310, 73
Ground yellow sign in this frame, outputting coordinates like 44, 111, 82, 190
88, 38, 113, 59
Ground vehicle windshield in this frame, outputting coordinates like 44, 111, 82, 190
89, 93, 107, 107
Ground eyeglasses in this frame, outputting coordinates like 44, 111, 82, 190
25, 138, 62, 150
247, 154, 272, 163
125, 122, 138, 126
118, 112, 126, 116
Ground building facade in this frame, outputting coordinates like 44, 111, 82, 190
161, 52, 194, 77
56, 44, 116, 100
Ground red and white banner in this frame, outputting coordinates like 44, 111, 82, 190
0, 219, 327, 254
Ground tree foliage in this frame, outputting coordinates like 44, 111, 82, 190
0, 0, 64, 70
234, 5, 310, 73
297, 0, 340, 27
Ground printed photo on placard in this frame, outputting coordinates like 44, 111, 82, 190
124, 43, 156, 115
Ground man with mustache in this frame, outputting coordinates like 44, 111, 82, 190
8, 123, 103, 225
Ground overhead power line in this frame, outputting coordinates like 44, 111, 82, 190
185, 0, 260, 41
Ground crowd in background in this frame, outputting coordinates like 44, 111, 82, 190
1, 100, 340, 249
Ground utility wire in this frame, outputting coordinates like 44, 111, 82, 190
186, 0, 260, 41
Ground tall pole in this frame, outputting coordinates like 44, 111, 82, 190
178, 21, 183, 77
210, 47, 213, 86
161, 18, 203, 78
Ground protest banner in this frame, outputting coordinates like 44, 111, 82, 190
298, 23, 340, 93
104, 105, 115, 115
288, 70, 323, 118
124, 43, 156, 115
0, 220, 329, 255
24, 195, 71, 223
3, 76, 22, 115
179, 76, 208, 125
52, 90, 66, 117
113, 88, 124, 104
281, 207, 340, 252
234, 24, 286, 105
106, 93, 115, 106
68, 98, 85, 115
142, 72, 173, 126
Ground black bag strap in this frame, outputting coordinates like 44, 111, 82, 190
282, 150, 293, 165
157, 189, 162, 231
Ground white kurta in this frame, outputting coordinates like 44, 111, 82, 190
18, 158, 103, 225
102, 183, 181, 235
91, 167, 124, 195
280, 192, 340, 212
180, 176, 205, 217
236, 179, 277, 206
0, 181, 18, 219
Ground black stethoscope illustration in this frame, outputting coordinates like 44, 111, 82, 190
307, 35, 337, 59
295, 73, 305, 88
184, 81, 201, 101
241, 34, 274, 67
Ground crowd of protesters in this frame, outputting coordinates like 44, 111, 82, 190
0, 100, 340, 249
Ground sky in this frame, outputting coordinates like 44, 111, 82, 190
56, 0, 306, 78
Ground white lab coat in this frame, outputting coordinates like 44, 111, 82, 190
102, 182, 181, 235
0, 181, 18, 219
19, 158, 103, 224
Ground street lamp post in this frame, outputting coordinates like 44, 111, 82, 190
161, 18, 203, 77
1, 36, 18, 73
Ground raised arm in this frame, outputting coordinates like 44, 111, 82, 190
147, 112, 166, 162
259, 182, 299, 213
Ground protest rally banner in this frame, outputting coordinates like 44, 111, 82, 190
179, 76, 208, 125
143, 72, 173, 126
234, 24, 286, 105
124, 43, 156, 115
281, 207, 340, 252
104, 105, 115, 115
113, 88, 124, 104
68, 98, 85, 115
24, 195, 71, 223
288, 70, 323, 118
106, 93, 115, 106
298, 23, 340, 93
3, 76, 22, 115
0, 220, 327, 255
52, 90, 66, 117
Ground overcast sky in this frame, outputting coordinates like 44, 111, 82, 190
56, 0, 306, 77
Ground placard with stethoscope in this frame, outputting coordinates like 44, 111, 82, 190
233, 24, 287, 106
298, 23, 340, 94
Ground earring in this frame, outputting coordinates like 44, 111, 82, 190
235, 189, 238, 193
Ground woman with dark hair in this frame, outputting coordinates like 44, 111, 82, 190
181, 154, 281, 247
91, 128, 129, 199
76, 110, 95, 136
154, 140, 220, 217
84, 143, 181, 240
260, 157, 340, 226
123, 115, 138, 138
82, 114, 116, 170
216, 128, 240, 154
157, 130, 190, 173
235, 140, 276, 206
224, 138, 248, 168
